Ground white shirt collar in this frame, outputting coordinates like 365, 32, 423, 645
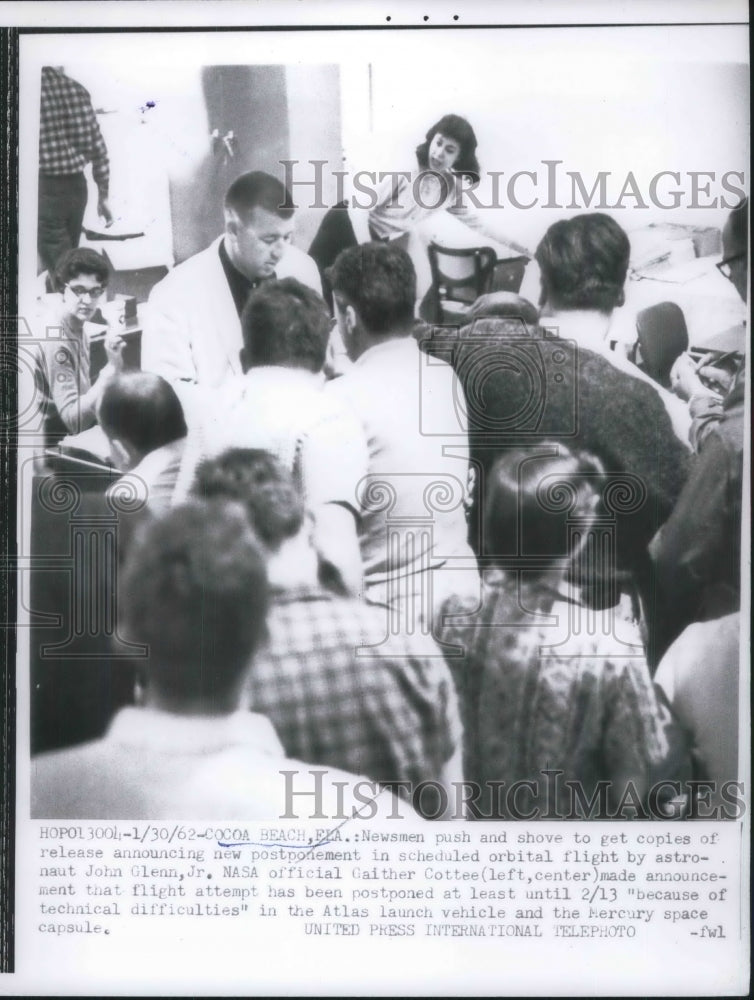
355, 334, 416, 368
129, 437, 186, 483
241, 365, 325, 388
540, 309, 613, 353
107, 706, 285, 757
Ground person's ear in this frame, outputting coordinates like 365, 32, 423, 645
344, 304, 359, 335
303, 508, 316, 546
615, 289, 625, 308
109, 437, 133, 472
239, 346, 250, 373
224, 209, 238, 238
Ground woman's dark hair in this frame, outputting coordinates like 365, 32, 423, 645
415, 114, 480, 182
483, 444, 605, 572
53, 247, 110, 292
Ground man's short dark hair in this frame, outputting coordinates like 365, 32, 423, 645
191, 448, 304, 551
99, 372, 187, 455
327, 242, 416, 334
535, 213, 630, 313
53, 247, 110, 292
120, 501, 268, 701
241, 278, 331, 372
483, 444, 604, 570
224, 170, 295, 223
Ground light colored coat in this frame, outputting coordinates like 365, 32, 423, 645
141, 236, 322, 390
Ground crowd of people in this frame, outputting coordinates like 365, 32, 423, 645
31, 109, 748, 821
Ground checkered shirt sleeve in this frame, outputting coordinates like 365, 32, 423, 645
39, 67, 110, 193
246, 588, 462, 790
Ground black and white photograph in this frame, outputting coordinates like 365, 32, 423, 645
3, 0, 750, 994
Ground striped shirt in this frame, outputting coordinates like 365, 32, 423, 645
39, 66, 109, 194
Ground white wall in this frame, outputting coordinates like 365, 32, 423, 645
360, 27, 749, 251
58, 62, 206, 269
21, 26, 749, 281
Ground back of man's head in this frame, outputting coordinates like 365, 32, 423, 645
459, 314, 540, 342
466, 291, 540, 326
191, 448, 304, 552
327, 242, 416, 335
99, 372, 187, 459
120, 500, 268, 708
483, 444, 603, 570
535, 213, 630, 313
224, 170, 294, 223
241, 278, 331, 372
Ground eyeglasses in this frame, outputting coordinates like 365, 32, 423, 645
716, 254, 745, 280
66, 283, 106, 300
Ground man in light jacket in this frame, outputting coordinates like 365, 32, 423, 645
141, 170, 321, 417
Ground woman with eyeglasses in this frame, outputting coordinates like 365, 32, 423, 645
35, 247, 125, 447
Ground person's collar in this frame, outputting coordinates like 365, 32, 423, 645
482, 567, 581, 604
268, 581, 330, 604
219, 236, 274, 287
107, 706, 284, 756
265, 532, 321, 591
354, 332, 415, 367
242, 365, 325, 388
540, 309, 612, 352
129, 437, 186, 480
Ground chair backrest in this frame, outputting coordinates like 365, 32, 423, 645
489, 255, 530, 294
428, 243, 498, 305
635, 301, 689, 387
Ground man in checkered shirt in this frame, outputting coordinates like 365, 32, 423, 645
192, 448, 465, 819
38, 65, 113, 273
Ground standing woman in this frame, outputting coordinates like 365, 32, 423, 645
34, 247, 125, 448
310, 114, 526, 303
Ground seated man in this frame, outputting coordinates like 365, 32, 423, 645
141, 170, 322, 414
535, 213, 691, 445
440, 445, 689, 820
326, 242, 480, 635
34, 247, 125, 448
99, 372, 188, 515
32, 500, 400, 820
191, 277, 368, 593
191, 448, 464, 818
